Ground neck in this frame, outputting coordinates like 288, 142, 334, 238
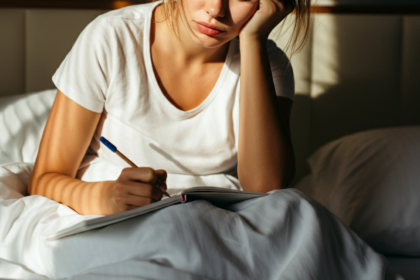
152, 5, 229, 65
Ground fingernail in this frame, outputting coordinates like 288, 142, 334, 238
160, 185, 167, 192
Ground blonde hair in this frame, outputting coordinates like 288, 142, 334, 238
153, 0, 312, 57
284, 0, 312, 55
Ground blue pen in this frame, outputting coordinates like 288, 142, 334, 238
100, 136, 170, 198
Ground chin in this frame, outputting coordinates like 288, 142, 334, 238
191, 32, 233, 49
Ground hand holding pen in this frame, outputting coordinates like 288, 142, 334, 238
99, 136, 170, 214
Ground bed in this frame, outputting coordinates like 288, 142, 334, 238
0, 1, 420, 279
293, 127, 420, 280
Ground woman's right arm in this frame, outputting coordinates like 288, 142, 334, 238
28, 90, 165, 215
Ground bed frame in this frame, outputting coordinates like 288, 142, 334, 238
0, 1, 419, 182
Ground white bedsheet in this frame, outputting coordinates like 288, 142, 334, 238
0, 162, 403, 280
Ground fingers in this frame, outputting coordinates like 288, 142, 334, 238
112, 167, 169, 213
120, 167, 167, 190
155, 169, 168, 192
155, 169, 167, 182
113, 181, 163, 209
121, 167, 158, 184
260, 0, 287, 14
124, 181, 163, 201
125, 194, 156, 207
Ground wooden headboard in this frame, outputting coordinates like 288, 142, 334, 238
0, 2, 419, 183
0, 0, 143, 9
1, 0, 420, 12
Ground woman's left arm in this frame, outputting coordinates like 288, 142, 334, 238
238, 0, 295, 192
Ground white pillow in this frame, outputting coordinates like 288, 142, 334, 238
0, 89, 56, 164
307, 126, 420, 256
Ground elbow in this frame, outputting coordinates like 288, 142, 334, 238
28, 170, 44, 196
266, 172, 296, 191
239, 174, 294, 193
27, 176, 37, 196
239, 178, 283, 193
239, 168, 296, 193
238, 150, 297, 192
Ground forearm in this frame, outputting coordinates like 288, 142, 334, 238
238, 39, 295, 192
29, 172, 113, 215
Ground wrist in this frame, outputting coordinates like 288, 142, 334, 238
239, 37, 267, 55
92, 181, 115, 215
239, 34, 267, 45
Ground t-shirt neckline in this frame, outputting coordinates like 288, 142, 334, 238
144, 1, 234, 118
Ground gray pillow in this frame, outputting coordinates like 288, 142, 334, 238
307, 126, 420, 256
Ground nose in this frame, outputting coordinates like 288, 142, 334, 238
207, 0, 226, 18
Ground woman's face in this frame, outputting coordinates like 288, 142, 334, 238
180, 0, 258, 48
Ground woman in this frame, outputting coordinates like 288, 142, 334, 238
22, 1, 398, 278
28, 0, 308, 215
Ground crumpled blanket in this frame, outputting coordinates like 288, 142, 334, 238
0, 162, 402, 280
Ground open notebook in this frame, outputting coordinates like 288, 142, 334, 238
47, 187, 267, 240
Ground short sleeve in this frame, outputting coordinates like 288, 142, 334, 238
267, 40, 295, 101
52, 16, 113, 113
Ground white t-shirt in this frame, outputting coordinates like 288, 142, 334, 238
52, 1, 294, 194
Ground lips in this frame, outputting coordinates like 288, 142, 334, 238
195, 22, 225, 36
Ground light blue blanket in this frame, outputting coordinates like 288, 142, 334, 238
0, 163, 402, 280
